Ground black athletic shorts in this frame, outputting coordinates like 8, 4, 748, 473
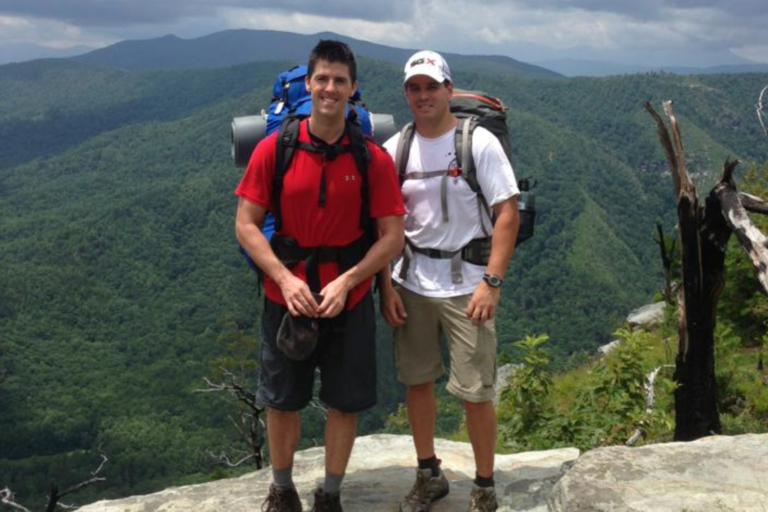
257, 292, 377, 413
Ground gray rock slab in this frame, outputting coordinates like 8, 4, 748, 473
626, 302, 666, 327
78, 434, 579, 512
597, 340, 621, 356
495, 363, 522, 405
550, 433, 768, 512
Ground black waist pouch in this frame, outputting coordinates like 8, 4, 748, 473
276, 312, 318, 361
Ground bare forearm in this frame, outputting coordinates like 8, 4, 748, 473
378, 264, 395, 292
235, 220, 292, 286
339, 229, 404, 289
486, 203, 520, 277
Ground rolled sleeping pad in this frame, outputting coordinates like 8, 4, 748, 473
369, 113, 397, 145
231, 115, 267, 168
231, 113, 398, 168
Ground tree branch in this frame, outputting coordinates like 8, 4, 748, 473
757, 85, 768, 137
3, 455, 106, 512
45, 455, 107, 512
739, 192, 768, 215
655, 223, 678, 305
197, 369, 266, 469
663, 101, 692, 195
206, 450, 255, 468
626, 365, 675, 446
645, 102, 681, 197
0, 488, 34, 512
715, 177, 768, 294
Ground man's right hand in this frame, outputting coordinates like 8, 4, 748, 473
380, 285, 408, 327
279, 273, 319, 317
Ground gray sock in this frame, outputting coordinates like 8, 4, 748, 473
273, 466, 294, 490
323, 471, 344, 495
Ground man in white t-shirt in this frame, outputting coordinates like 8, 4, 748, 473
380, 51, 520, 512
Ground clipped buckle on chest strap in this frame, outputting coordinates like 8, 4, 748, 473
398, 237, 491, 284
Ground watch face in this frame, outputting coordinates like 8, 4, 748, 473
485, 274, 502, 287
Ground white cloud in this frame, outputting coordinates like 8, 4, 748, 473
0, 0, 767, 67
218, 8, 421, 48
731, 45, 768, 64
0, 14, 111, 48
377, 2, 685, 52
0, 15, 32, 29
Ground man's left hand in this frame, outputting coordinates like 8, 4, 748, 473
318, 276, 352, 318
465, 281, 501, 325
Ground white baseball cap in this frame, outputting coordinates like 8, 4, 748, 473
403, 50, 452, 84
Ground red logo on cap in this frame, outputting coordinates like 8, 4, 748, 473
410, 57, 438, 68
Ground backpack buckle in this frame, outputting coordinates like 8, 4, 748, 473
447, 166, 462, 178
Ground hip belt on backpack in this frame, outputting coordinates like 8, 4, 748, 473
271, 233, 370, 293
398, 237, 491, 285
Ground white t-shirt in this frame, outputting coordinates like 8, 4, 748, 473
383, 125, 519, 297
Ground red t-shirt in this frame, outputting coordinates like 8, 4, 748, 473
236, 119, 405, 309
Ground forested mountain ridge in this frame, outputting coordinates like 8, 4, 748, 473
1, 54, 767, 506
71, 29, 562, 79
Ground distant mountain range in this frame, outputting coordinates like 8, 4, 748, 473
4, 29, 765, 78
0, 42, 93, 65
536, 58, 768, 77
71, 29, 562, 80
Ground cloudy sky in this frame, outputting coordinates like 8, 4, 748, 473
0, 0, 766, 67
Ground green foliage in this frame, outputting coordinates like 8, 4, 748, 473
498, 329, 675, 452
710, 161, 768, 435
210, 317, 260, 381
2, 55, 768, 504
498, 335, 551, 434
714, 324, 768, 427
383, 382, 465, 439
718, 162, 768, 347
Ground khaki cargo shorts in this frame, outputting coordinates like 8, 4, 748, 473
394, 285, 497, 403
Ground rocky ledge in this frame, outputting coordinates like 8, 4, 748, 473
78, 433, 768, 512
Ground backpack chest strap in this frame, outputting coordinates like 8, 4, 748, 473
397, 120, 490, 229
397, 237, 492, 285
272, 234, 369, 293
402, 169, 457, 223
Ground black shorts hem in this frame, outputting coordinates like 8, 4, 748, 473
321, 398, 378, 414
257, 394, 311, 413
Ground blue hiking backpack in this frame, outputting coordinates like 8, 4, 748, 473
265, 65, 373, 136
239, 65, 375, 272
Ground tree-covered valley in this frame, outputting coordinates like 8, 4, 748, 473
1, 49, 767, 507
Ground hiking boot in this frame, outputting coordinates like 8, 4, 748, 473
466, 485, 498, 512
311, 487, 342, 512
262, 484, 303, 512
399, 467, 450, 512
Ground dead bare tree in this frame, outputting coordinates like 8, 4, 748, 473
757, 85, 768, 137
196, 369, 266, 469
626, 365, 676, 446
1, 455, 107, 512
646, 100, 768, 441
654, 223, 678, 305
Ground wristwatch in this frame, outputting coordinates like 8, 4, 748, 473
483, 273, 503, 288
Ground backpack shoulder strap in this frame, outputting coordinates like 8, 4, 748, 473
394, 123, 416, 184
273, 115, 302, 232
345, 120, 373, 232
454, 116, 481, 193
454, 116, 493, 235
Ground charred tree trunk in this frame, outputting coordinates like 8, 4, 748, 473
647, 101, 722, 440
655, 223, 676, 305
648, 97, 768, 440
674, 184, 735, 439
672, 178, 724, 440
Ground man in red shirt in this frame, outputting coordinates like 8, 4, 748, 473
235, 40, 405, 512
